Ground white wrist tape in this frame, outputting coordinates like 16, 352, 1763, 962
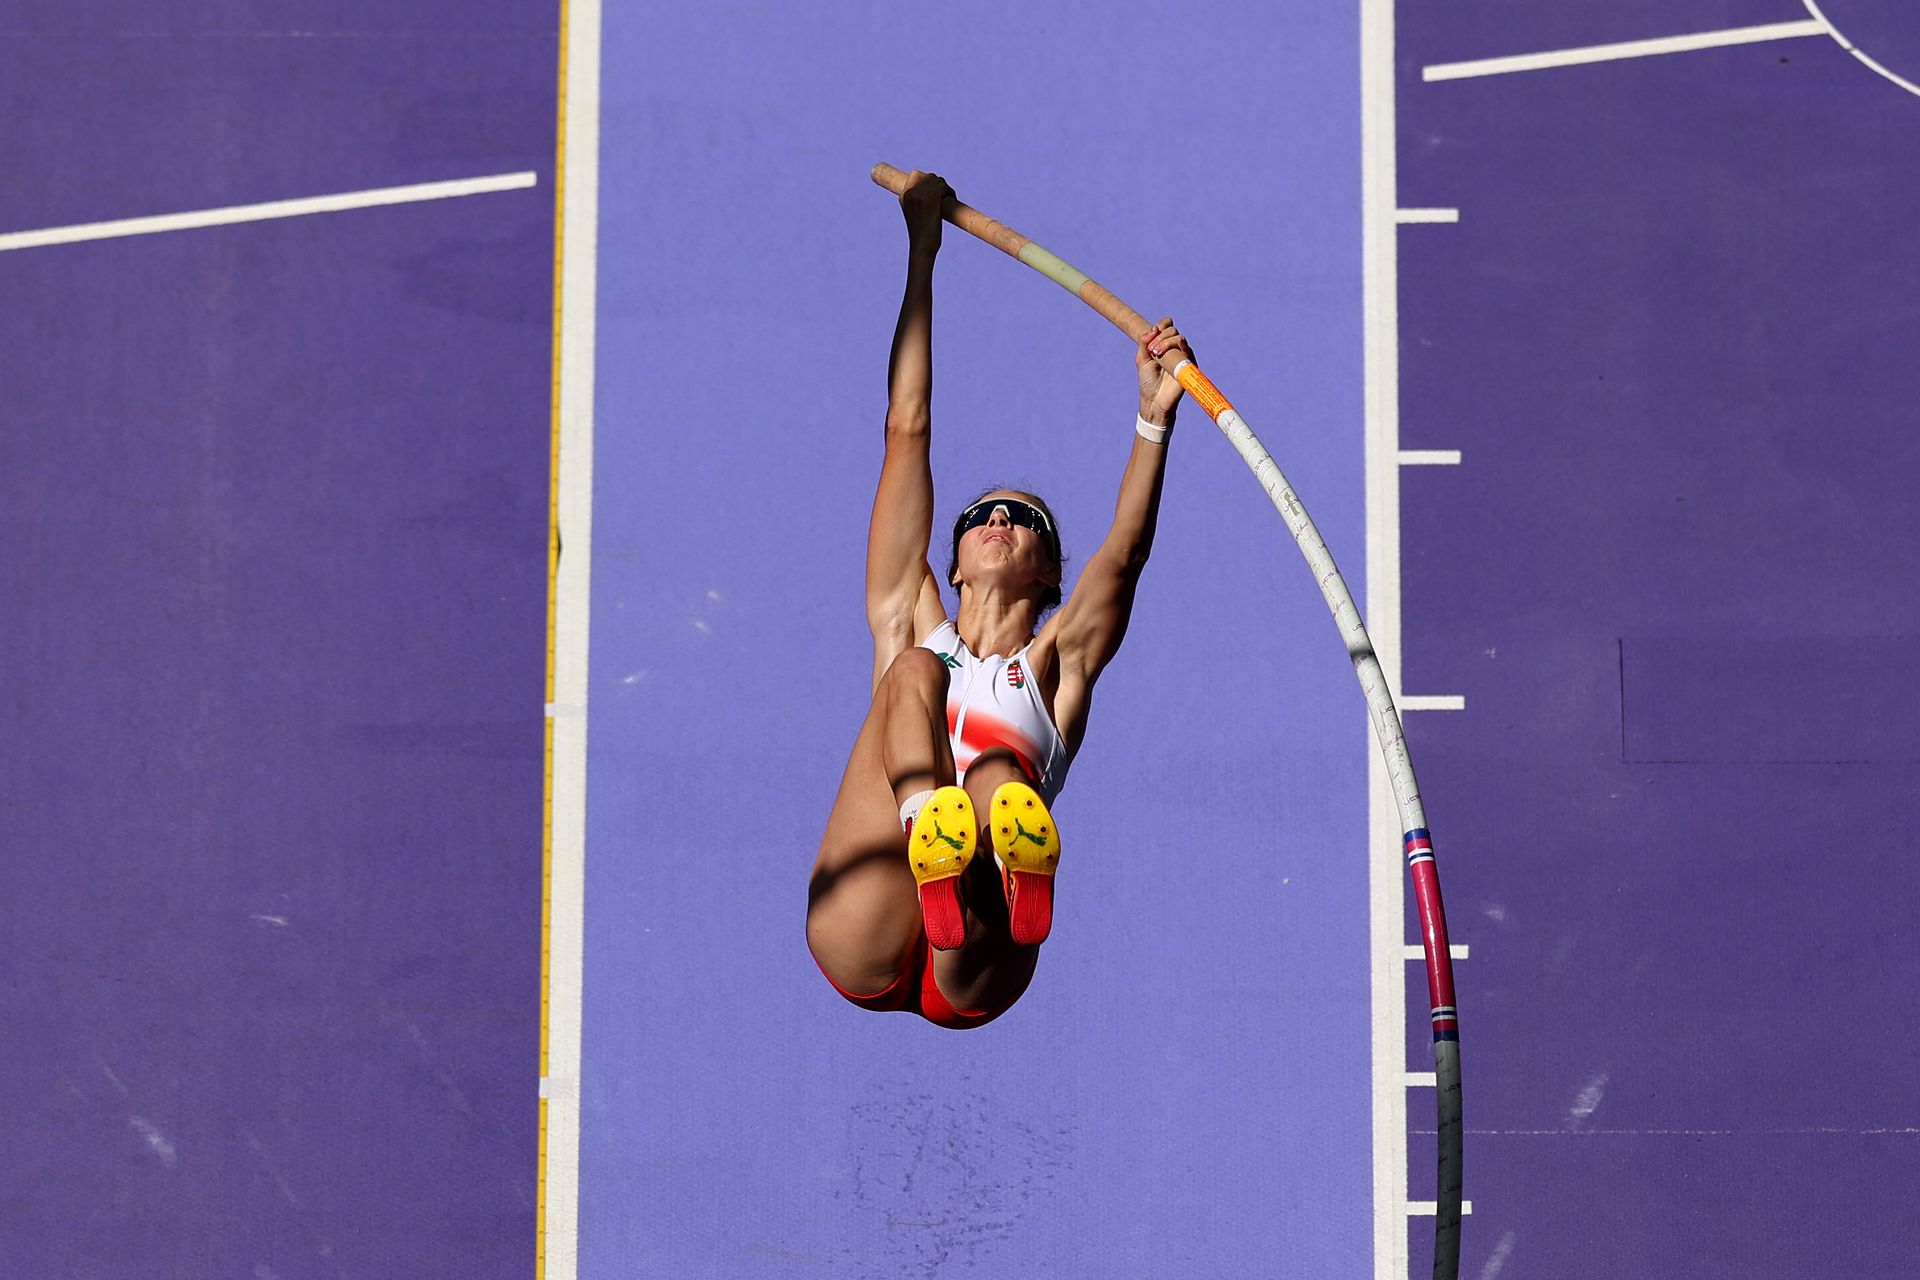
1136, 412, 1172, 445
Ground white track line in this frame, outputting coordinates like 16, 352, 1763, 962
0, 171, 537, 252
1399, 450, 1461, 466
1402, 695, 1465, 712
1362, 0, 1411, 1275
1423, 19, 1826, 81
1409, 1201, 1475, 1216
543, 1, 601, 1277
1405, 944, 1470, 961
1396, 208, 1459, 224
1803, 2, 1920, 99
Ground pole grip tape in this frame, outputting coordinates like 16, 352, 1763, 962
1173, 361, 1234, 420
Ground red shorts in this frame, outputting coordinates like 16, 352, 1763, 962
815, 930, 1013, 1030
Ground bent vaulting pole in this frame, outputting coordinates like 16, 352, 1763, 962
870, 162, 1463, 1280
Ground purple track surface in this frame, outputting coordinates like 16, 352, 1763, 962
13, 3, 1920, 1278
1399, 3, 1920, 1275
2, 6, 555, 1276
580, 2, 1374, 1276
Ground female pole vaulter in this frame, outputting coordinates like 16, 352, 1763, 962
806, 171, 1190, 1029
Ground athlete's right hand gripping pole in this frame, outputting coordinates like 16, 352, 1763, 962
871, 162, 1463, 1279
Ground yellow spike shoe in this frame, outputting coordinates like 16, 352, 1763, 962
907, 786, 976, 951
988, 780, 1059, 945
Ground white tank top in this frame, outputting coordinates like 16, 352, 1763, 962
920, 618, 1070, 802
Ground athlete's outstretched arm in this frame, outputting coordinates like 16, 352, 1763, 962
868, 171, 951, 688
1052, 319, 1189, 681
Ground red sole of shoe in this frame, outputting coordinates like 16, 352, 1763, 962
1007, 869, 1053, 946
918, 876, 967, 951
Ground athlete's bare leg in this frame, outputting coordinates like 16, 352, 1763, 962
808, 650, 1039, 1016
807, 647, 959, 995
878, 647, 953, 808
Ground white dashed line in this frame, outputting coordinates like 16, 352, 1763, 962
1401, 695, 1466, 712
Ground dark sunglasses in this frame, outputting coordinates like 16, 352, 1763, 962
952, 497, 1060, 561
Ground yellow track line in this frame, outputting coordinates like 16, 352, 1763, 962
538, 1, 571, 1275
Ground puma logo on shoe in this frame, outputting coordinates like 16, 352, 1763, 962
1013, 819, 1048, 849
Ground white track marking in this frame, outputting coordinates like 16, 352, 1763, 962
1402, 695, 1466, 712
1423, 20, 1826, 81
1399, 450, 1461, 466
1396, 208, 1459, 224
1803, 2, 1920, 99
0, 172, 536, 252
1405, 1072, 1438, 1087
1410, 1201, 1475, 1216
1362, 0, 1411, 1274
1406, 944, 1469, 961
544, 2, 601, 1277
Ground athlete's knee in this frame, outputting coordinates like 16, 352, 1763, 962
881, 645, 949, 698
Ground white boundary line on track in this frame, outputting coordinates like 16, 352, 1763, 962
1410, 1201, 1474, 1216
1802, 1, 1920, 99
1361, 0, 1411, 1275
1423, 19, 1827, 81
1399, 450, 1462, 466
1396, 208, 1459, 224
1401, 695, 1466, 712
544, 1, 601, 1276
0, 172, 537, 251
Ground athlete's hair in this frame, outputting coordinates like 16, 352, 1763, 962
946, 486, 1065, 616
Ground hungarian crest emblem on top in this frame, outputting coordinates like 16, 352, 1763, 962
1006, 659, 1025, 689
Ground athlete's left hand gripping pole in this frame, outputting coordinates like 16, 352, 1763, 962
871, 162, 1463, 1280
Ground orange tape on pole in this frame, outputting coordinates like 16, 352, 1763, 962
1174, 363, 1234, 420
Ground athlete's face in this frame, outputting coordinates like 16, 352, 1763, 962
952, 491, 1060, 592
